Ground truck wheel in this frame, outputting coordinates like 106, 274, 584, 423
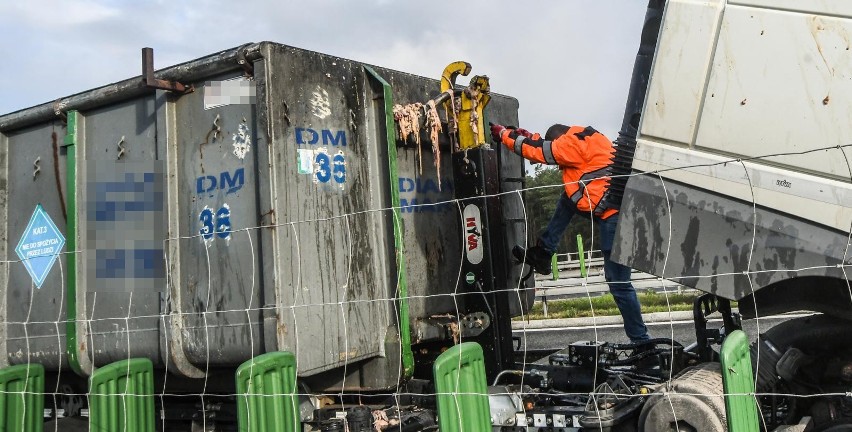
638, 362, 727, 432
752, 313, 852, 391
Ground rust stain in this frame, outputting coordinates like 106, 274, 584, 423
198, 114, 223, 174
808, 15, 849, 77
316, 396, 334, 407
338, 349, 359, 361
51, 131, 68, 221
740, 99, 747, 106
823, 95, 831, 105
282, 100, 291, 126
260, 208, 276, 226
277, 320, 287, 338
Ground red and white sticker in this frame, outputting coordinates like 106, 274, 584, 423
463, 205, 483, 265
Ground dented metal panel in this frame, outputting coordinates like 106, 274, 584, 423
613, 175, 851, 300
619, 1, 852, 304
634, 1, 852, 230
169, 72, 263, 368
0, 131, 7, 368
261, 47, 394, 378
640, 0, 724, 146
693, 5, 852, 180
0, 42, 523, 391
77, 98, 164, 369
4, 122, 68, 368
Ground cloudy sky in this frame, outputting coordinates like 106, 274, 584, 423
0, 0, 648, 138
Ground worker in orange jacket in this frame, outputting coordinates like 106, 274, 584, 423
491, 123, 649, 342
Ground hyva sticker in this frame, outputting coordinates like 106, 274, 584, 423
462, 205, 483, 265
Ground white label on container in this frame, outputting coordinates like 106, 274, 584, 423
462, 204, 483, 265
297, 149, 314, 174
15, 205, 65, 288
203, 77, 255, 110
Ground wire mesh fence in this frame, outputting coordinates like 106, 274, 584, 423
0, 143, 850, 431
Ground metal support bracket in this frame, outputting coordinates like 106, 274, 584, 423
142, 47, 193, 93
236, 44, 255, 77
693, 293, 741, 362
438, 62, 491, 151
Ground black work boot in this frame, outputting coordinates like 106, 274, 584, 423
512, 245, 553, 275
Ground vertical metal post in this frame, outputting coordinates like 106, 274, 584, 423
721, 330, 761, 432
551, 252, 559, 281
235, 352, 299, 432
433, 343, 491, 432
63, 111, 84, 376
453, 148, 514, 378
364, 66, 415, 378
141, 48, 190, 93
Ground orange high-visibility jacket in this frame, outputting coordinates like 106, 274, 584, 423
499, 126, 618, 219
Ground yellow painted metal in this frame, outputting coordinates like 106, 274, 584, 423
440, 62, 491, 151
466, 75, 490, 149
440, 61, 472, 95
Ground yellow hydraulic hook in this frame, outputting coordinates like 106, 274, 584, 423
440, 62, 491, 151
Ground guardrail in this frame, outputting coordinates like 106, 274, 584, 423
552, 250, 604, 273
532, 251, 691, 317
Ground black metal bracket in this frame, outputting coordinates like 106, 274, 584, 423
142, 47, 193, 93
236, 44, 254, 77
53, 101, 67, 124
693, 294, 741, 362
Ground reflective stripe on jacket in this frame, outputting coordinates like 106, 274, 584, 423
500, 125, 618, 219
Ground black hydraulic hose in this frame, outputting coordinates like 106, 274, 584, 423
607, 0, 666, 209
611, 337, 683, 350
383, 411, 437, 432
605, 337, 683, 367
607, 348, 669, 366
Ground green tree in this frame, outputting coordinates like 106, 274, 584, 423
523, 166, 601, 255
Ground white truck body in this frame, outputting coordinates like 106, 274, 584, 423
615, 0, 852, 311
638, 0, 852, 231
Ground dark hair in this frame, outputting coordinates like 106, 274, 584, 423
545, 124, 570, 141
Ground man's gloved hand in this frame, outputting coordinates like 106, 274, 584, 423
515, 128, 532, 138
490, 123, 507, 142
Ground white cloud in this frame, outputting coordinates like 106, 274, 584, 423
0, 0, 119, 29
0, 0, 650, 140
350, 33, 475, 79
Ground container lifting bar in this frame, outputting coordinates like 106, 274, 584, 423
236, 43, 255, 76
142, 47, 193, 93
437, 61, 490, 150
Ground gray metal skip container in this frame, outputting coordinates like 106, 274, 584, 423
0, 42, 526, 391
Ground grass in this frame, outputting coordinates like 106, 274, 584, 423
517, 290, 703, 320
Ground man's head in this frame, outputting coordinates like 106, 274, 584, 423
545, 124, 570, 141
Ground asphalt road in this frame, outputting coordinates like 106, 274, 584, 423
511, 312, 813, 355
